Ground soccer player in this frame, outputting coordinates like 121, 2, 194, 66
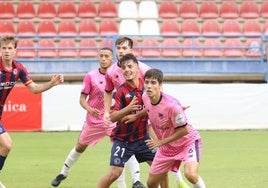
51, 48, 129, 188
97, 53, 168, 188
142, 68, 206, 188
0, 35, 64, 187
104, 36, 188, 188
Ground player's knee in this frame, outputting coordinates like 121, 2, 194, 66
0, 140, 12, 155
184, 170, 199, 184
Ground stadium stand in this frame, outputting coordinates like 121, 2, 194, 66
159, 0, 179, 18
98, 0, 117, 18
141, 38, 161, 57
181, 19, 200, 35
118, 0, 139, 19
182, 38, 202, 57
244, 38, 262, 57
58, 38, 78, 58
37, 20, 57, 36
243, 19, 262, 35
58, 20, 77, 36
16, 1, 36, 19
37, 1, 57, 19
77, 0, 97, 18
57, 1, 77, 18
239, 1, 259, 18
161, 38, 181, 57
220, 1, 239, 18
179, 1, 199, 18
119, 19, 139, 35
203, 38, 223, 57
38, 38, 57, 58
260, 1, 268, 18
138, 0, 159, 19
79, 38, 99, 57
0, 20, 15, 35
0, 1, 15, 19
222, 19, 242, 36
17, 20, 36, 36
223, 38, 244, 57
139, 19, 160, 35
160, 19, 180, 35
78, 20, 98, 36
202, 19, 221, 35
16, 39, 36, 58
199, 1, 219, 18
99, 19, 118, 35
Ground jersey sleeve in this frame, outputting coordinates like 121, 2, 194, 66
105, 72, 114, 92
81, 73, 91, 94
170, 101, 188, 128
19, 64, 32, 86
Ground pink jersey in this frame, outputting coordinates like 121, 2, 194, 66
105, 61, 150, 92
142, 92, 201, 157
81, 69, 106, 125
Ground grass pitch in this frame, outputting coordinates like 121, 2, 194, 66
1, 130, 268, 188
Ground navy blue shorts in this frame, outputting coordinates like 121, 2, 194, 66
110, 138, 156, 167
0, 123, 6, 134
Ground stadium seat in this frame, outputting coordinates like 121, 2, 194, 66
57, 1, 77, 18
199, 1, 218, 18
17, 20, 36, 36
140, 38, 161, 57
202, 19, 221, 35
37, 1, 57, 18
119, 19, 139, 35
0, 2, 15, 19
79, 20, 98, 36
16, 39, 36, 58
78, 0, 97, 18
161, 38, 181, 57
264, 21, 268, 34
179, 1, 199, 18
138, 0, 159, 19
203, 38, 223, 57
0, 20, 15, 35
38, 38, 57, 58
58, 20, 77, 36
244, 38, 261, 57
58, 38, 78, 58
160, 19, 180, 36
99, 19, 118, 35
243, 19, 262, 35
222, 19, 241, 36
159, 0, 179, 18
181, 19, 200, 35
37, 20, 57, 36
240, 1, 259, 18
100, 37, 114, 49
79, 38, 99, 57
223, 38, 244, 57
182, 38, 202, 57
260, 1, 268, 18
220, 1, 239, 18
139, 19, 160, 35
132, 38, 141, 57
118, 1, 138, 19
16, 1, 35, 19
98, 0, 117, 18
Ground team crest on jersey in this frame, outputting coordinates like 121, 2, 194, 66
158, 113, 163, 119
13, 69, 17, 75
125, 93, 132, 98
114, 157, 121, 165
175, 114, 185, 124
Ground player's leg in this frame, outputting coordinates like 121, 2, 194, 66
126, 155, 146, 187
171, 161, 189, 188
117, 167, 127, 188
97, 165, 124, 188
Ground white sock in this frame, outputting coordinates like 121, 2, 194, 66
126, 155, 140, 183
193, 176, 206, 188
172, 168, 184, 182
117, 167, 126, 187
60, 148, 82, 176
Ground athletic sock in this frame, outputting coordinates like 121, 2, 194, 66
60, 148, 81, 176
117, 167, 126, 188
126, 155, 140, 183
0, 155, 7, 171
193, 176, 206, 188
172, 168, 184, 182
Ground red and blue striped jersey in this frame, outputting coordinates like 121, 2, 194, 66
0, 58, 32, 119
111, 78, 149, 142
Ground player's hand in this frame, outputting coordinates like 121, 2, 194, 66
122, 114, 137, 124
127, 96, 140, 112
182, 105, 190, 111
145, 138, 163, 149
89, 108, 100, 117
103, 111, 111, 126
50, 74, 64, 85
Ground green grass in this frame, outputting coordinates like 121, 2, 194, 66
1, 130, 268, 188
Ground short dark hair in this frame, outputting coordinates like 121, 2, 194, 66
120, 53, 138, 66
144, 68, 163, 84
115, 36, 133, 49
100, 47, 113, 54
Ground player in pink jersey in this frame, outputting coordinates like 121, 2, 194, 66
143, 69, 206, 188
51, 48, 128, 188
0, 35, 64, 188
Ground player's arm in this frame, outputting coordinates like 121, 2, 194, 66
103, 91, 112, 124
80, 93, 100, 117
26, 74, 64, 94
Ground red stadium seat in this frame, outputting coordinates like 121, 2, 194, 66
264, 21, 268, 34
224, 38, 244, 57
79, 38, 99, 57
58, 20, 77, 36
141, 38, 161, 57
58, 38, 78, 58
160, 19, 180, 35
16, 1, 35, 19
161, 38, 181, 57
199, 1, 218, 18
37, 20, 57, 36
203, 38, 223, 57
261, 1, 268, 18
100, 38, 114, 49
16, 39, 36, 58
38, 38, 57, 58
202, 19, 221, 35
220, 1, 239, 18
222, 19, 241, 36
159, 0, 179, 18
17, 20, 36, 36
37, 1, 57, 18
98, 0, 117, 18
57, 1, 77, 18
99, 19, 118, 35
78, 1, 97, 18
182, 38, 202, 57
243, 19, 262, 35
181, 19, 200, 35
79, 20, 98, 36
0, 20, 15, 35
132, 38, 141, 57
0, 2, 15, 19
240, 1, 259, 18
244, 38, 261, 57
179, 1, 199, 18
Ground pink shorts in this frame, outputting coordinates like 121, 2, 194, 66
78, 121, 116, 146
150, 139, 202, 174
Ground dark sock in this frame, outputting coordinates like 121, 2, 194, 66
0, 155, 7, 171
